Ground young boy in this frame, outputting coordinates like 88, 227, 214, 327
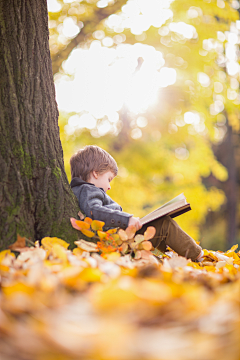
70, 145, 204, 261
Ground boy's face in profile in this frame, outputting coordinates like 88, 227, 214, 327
89, 170, 115, 192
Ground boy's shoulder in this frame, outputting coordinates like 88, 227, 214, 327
70, 177, 104, 195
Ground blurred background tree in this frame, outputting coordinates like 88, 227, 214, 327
48, 0, 240, 250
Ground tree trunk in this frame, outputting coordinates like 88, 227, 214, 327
0, 0, 80, 250
210, 119, 239, 248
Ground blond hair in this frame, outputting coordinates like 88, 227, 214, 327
70, 145, 118, 181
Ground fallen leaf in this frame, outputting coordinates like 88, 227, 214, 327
140, 241, 153, 251
144, 227, 156, 241
74, 240, 98, 252
70, 218, 90, 231
97, 231, 107, 239
125, 226, 136, 240
140, 250, 154, 260
134, 250, 142, 260
84, 217, 93, 225
168, 256, 188, 269
106, 228, 118, 234
41, 237, 69, 250
52, 244, 68, 263
91, 220, 105, 231
0, 250, 15, 263
81, 229, 95, 238
121, 243, 129, 254
151, 248, 164, 257
78, 211, 85, 220
8, 234, 26, 250
134, 234, 145, 245
118, 229, 128, 241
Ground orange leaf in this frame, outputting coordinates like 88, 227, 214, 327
84, 217, 93, 225
118, 229, 128, 241
81, 229, 95, 238
125, 225, 136, 239
70, 218, 90, 231
144, 226, 156, 241
91, 220, 105, 231
8, 234, 26, 250
141, 241, 153, 251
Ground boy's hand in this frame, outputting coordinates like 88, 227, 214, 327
128, 216, 142, 231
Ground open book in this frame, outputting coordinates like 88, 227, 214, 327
140, 193, 191, 226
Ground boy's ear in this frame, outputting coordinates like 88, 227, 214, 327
92, 171, 99, 179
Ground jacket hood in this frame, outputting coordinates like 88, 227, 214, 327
70, 177, 95, 188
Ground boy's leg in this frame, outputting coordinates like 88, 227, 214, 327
137, 216, 202, 261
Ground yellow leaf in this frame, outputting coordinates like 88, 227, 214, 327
2, 282, 35, 296
227, 245, 238, 253
73, 248, 83, 256
52, 244, 68, 263
91, 220, 105, 231
225, 252, 239, 261
93, 282, 138, 311
115, 237, 123, 246
106, 228, 118, 234
204, 266, 216, 272
103, 252, 121, 262
112, 234, 120, 241
81, 229, 95, 238
0, 250, 15, 263
79, 268, 102, 282
224, 264, 237, 276
0, 264, 10, 273
97, 231, 107, 239
41, 237, 69, 250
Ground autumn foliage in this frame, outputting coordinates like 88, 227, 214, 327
0, 219, 240, 360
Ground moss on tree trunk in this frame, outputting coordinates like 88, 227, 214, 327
0, 0, 80, 250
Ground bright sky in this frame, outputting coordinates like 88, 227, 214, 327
48, 0, 240, 138
49, 0, 178, 136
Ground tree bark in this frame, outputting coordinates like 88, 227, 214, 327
0, 0, 80, 250
216, 122, 238, 247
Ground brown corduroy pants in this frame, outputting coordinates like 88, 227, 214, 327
137, 215, 202, 261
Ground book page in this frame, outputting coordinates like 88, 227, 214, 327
144, 193, 187, 217
140, 198, 188, 225
157, 193, 186, 210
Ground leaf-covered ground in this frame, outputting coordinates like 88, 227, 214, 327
0, 227, 240, 360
